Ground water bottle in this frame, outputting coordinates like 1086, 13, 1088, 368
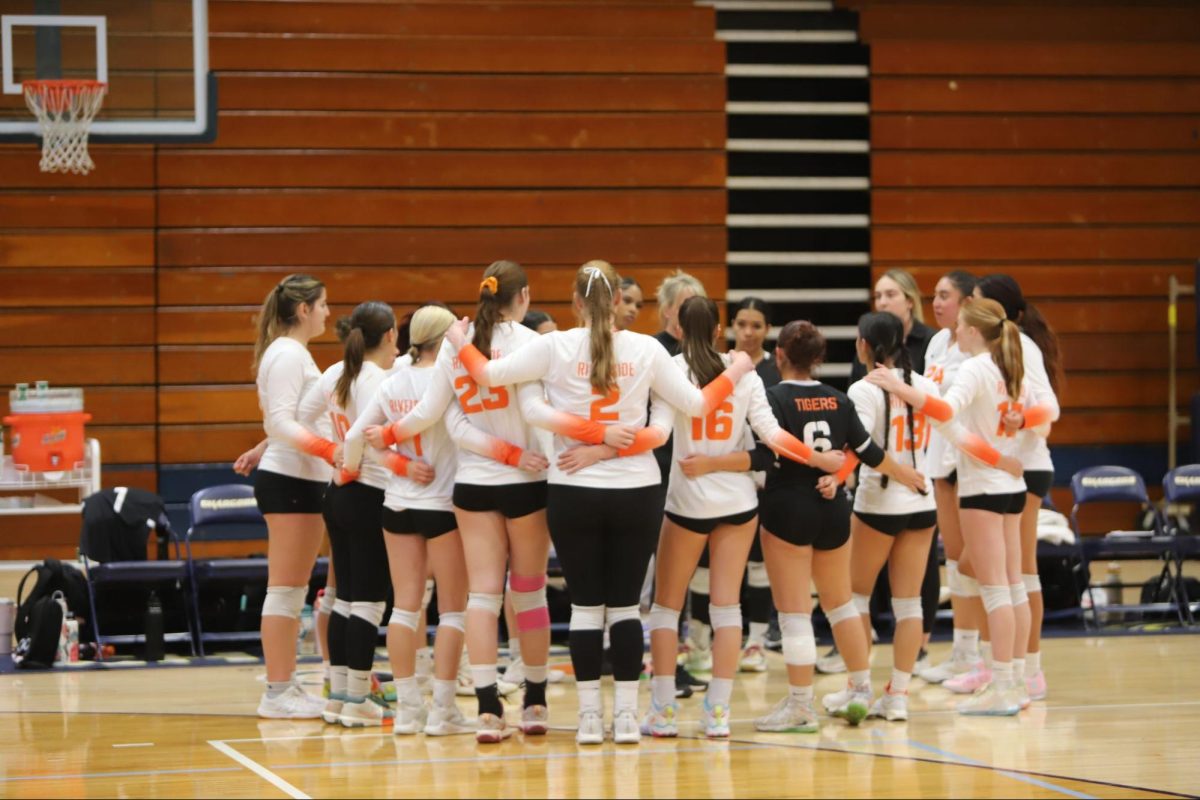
144, 591, 164, 662
297, 604, 315, 656
1102, 562, 1123, 623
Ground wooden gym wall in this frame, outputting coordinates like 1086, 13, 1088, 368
0, 0, 726, 559
843, 0, 1200, 505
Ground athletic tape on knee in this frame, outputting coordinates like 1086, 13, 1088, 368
1022, 573, 1042, 594
980, 584, 1013, 614
422, 578, 435, 610
779, 612, 815, 666
389, 607, 420, 631
709, 603, 742, 631
829, 600, 861, 627
350, 601, 386, 628
467, 592, 503, 618
852, 593, 871, 616
606, 605, 640, 628
747, 561, 770, 589
958, 572, 980, 597
317, 588, 337, 615
891, 596, 923, 622
262, 586, 307, 619
509, 572, 550, 632
570, 604, 606, 632
332, 598, 352, 619
688, 566, 710, 596
1009, 582, 1029, 607
438, 611, 465, 632
647, 603, 680, 632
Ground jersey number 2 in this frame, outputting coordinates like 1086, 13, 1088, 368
590, 388, 620, 422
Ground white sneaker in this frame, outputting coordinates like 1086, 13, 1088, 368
257, 684, 326, 719
475, 712, 514, 743
640, 699, 679, 738
957, 681, 1020, 717
576, 709, 605, 745
339, 697, 394, 728
867, 690, 908, 722
918, 648, 975, 684
393, 699, 428, 735
425, 703, 478, 736
613, 709, 641, 744
321, 696, 345, 724
815, 646, 846, 675
755, 694, 818, 733
684, 624, 713, 673
702, 699, 731, 738
502, 656, 526, 686
739, 643, 768, 673
497, 676, 521, 697
822, 684, 872, 726
914, 649, 931, 675
521, 705, 550, 736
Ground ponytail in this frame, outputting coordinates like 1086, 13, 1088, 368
473, 260, 527, 357
962, 297, 1025, 404
408, 305, 456, 364
857, 311, 917, 488
678, 296, 725, 387
252, 273, 324, 374
977, 273, 1061, 395
576, 260, 620, 393
333, 301, 395, 409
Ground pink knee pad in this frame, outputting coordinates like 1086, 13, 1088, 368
509, 572, 550, 632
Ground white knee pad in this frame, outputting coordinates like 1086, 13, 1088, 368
509, 573, 549, 633
852, 593, 871, 616
438, 611, 466, 633
688, 566, 710, 595
332, 598, 352, 619
747, 561, 770, 589
1010, 582, 1029, 608
980, 584, 1013, 614
350, 601, 386, 628
262, 586, 307, 619
958, 572, 981, 597
779, 612, 816, 667
570, 604, 606, 632
1022, 573, 1042, 594
891, 596, 923, 622
647, 603, 680, 633
422, 578, 435, 610
827, 600, 860, 627
317, 588, 337, 615
467, 592, 503, 618
606, 605, 640, 627
389, 607, 421, 631
709, 603, 742, 631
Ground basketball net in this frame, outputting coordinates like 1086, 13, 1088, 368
23, 79, 108, 175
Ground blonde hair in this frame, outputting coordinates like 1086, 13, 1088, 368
576, 260, 620, 393
655, 270, 706, 325
881, 268, 925, 326
253, 273, 325, 374
961, 297, 1024, 402
407, 305, 456, 362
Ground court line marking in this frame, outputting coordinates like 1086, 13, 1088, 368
0, 766, 242, 784
208, 740, 311, 800
899, 737, 1095, 800
111, 742, 155, 748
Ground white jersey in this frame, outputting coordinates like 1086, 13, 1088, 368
848, 370, 938, 515
945, 353, 1028, 498
662, 353, 780, 519
471, 327, 731, 489
923, 328, 971, 480
256, 336, 333, 483
1015, 332, 1059, 473
298, 361, 392, 491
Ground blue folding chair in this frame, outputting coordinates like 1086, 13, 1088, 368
1070, 466, 1184, 628
1162, 464, 1200, 625
79, 488, 197, 657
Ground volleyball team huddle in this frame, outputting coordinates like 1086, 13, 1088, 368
243, 257, 1061, 744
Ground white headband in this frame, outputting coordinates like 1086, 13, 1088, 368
584, 266, 611, 298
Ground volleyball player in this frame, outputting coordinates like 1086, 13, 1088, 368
444, 260, 754, 745
977, 274, 1062, 701
640, 297, 843, 738
251, 274, 337, 719
617, 276, 645, 331
845, 312, 940, 722
752, 321, 925, 733
868, 298, 1047, 716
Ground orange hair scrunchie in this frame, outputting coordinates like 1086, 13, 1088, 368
480, 276, 499, 296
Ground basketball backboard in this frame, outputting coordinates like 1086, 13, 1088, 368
0, 0, 213, 142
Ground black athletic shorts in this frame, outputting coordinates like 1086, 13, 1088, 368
760, 485, 850, 551
853, 509, 939, 537
382, 507, 458, 540
453, 481, 547, 519
959, 492, 1026, 515
1023, 470, 1053, 499
665, 507, 758, 536
254, 469, 327, 515
942, 469, 958, 487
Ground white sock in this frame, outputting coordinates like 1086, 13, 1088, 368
1027, 651, 1041, 674
849, 669, 871, 692
330, 665, 348, 697
789, 684, 814, 702
577, 679, 602, 714
524, 663, 548, 684
470, 664, 498, 689
396, 676, 420, 705
614, 680, 639, 714
1013, 658, 1026, 682
652, 676, 675, 708
991, 661, 1013, 685
433, 678, 456, 709
959, 629, 980, 657
707, 677, 733, 707
981, 641, 992, 668
347, 668, 371, 701
890, 669, 911, 694
509, 637, 521, 663
748, 621, 768, 646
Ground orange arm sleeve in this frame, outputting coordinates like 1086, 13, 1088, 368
764, 429, 814, 465
296, 431, 337, 465
457, 343, 490, 386
381, 424, 399, 447
834, 449, 860, 485
381, 450, 413, 477
1022, 404, 1054, 429
958, 431, 1002, 467
617, 427, 669, 457
486, 440, 524, 468
531, 409, 607, 445
920, 394, 954, 423
699, 374, 736, 417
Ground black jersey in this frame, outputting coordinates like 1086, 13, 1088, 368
764, 380, 883, 489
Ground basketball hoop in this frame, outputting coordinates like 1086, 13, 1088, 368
22, 79, 108, 175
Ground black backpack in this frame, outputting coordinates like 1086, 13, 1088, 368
15, 559, 90, 644
14, 590, 67, 669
